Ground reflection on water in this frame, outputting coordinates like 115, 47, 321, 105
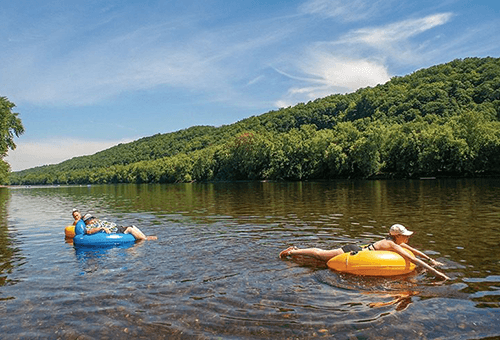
0, 187, 9, 289
74, 243, 136, 275
0, 180, 499, 339
0, 187, 22, 292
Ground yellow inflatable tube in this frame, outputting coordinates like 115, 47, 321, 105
65, 225, 76, 238
327, 248, 416, 276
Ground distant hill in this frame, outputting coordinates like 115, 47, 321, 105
10, 57, 500, 184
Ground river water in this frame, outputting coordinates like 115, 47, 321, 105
0, 179, 499, 339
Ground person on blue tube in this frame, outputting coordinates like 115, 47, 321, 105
75, 212, 157, 241
72, 208, 82, 225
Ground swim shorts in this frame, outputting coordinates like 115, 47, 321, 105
341, 244, 363, 253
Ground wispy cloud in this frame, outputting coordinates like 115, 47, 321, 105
340, 13, 453, 58
6, 138, 132, 171
1, 2, 454, 112
299, 0, 396, 22
246, 75, 265, 87
2, 31, 229, 106
274, 12, 453, 107
275, 56, 390, 108
1, 9, 290, 107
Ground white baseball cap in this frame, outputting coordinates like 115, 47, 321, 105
389, 224, 413, 236
82, 213, 94, 222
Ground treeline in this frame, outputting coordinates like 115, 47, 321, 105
10, 57, 500, 185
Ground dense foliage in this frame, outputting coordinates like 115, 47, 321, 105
10, 57, 500, 185
0, 97, 24, 184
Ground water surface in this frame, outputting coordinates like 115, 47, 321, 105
1, 180, 499, 339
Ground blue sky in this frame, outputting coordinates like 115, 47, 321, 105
3, 0, 499, 171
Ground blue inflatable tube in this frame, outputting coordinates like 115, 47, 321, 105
73, 232, 136, 247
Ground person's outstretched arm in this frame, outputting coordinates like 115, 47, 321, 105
401, 243, 444, 266
393, 244, 450, 280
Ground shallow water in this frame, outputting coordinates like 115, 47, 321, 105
1, 180, 499, 339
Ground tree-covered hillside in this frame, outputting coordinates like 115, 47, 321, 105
10, 57, 500, 185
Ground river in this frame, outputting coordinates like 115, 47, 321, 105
1, 179, 499, 339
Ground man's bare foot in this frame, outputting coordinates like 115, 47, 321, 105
146, 236, 157, 240
279, 246, 297, 258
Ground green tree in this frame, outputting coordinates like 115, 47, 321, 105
0, 97, 24, 184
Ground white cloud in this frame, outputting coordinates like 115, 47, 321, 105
299, 0, 394, 22
1, 13, 290, 107
275, 56, 391, 107
3, 39, 229, 106
6, 138, 132, 171
246, 75, 265, 87
274, 13, 453, 107
342, 13, 453, 55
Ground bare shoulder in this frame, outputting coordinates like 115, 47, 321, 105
373, 239, 395, 250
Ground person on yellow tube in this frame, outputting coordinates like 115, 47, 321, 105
279, 224, 450, 280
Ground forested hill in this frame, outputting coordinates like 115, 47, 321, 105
10, 57, 500, 185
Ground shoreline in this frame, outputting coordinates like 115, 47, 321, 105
5, 173, 500, 187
